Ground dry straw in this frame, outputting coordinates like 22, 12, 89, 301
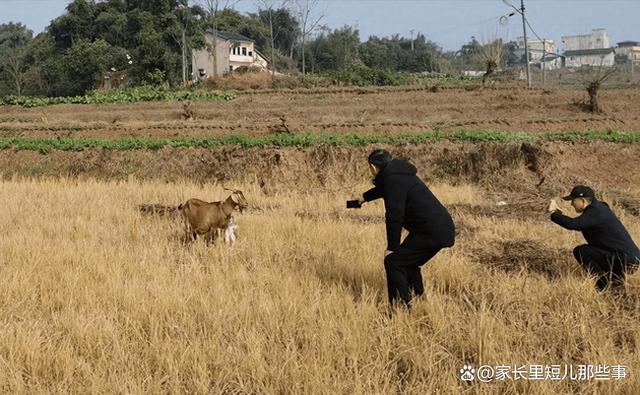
0, 178, 638, 393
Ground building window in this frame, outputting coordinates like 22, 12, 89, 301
230, 65, 233, 72
249, 51, 253, 57
242, 47, 247, 56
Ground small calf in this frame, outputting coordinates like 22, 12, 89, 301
178, 189, 248, 243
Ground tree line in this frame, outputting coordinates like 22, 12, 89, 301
0, 0, 523, 97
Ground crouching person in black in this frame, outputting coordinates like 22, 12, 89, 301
549, 186, 640, 291
354, 149, 455, 307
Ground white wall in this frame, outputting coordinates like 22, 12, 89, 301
562, 29, 610, 51
192, 36, 231, 78
565, 52, 615, 68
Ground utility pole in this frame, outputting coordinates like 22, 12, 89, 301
542, 38, 546, 85
410, 29, 415, 52
520, 0, 531, 87
182, 27, 187, 84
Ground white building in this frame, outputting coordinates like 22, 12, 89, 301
564, 48, 615, 68
192, 31, 268, 78
516, 37, 556, 61
561, 29, 615, 67
616, 41, 640, 63
562, 29, 610, 51
515, 37, 561, 70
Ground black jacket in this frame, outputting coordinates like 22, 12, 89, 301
551, 199, 640, 261
363, 159, 455, 251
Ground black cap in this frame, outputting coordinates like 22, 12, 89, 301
368, 149, 392, 168
562, 185, 595, 201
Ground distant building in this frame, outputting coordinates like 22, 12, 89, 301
515, 37, 561, 70
562, 28, 610, 51
564, 48, 615, 68
192, 31, 268, 78
516, 37, 556, 61
561, 29, 615, 67
616, 41, 640, 63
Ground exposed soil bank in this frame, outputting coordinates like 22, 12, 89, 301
0, 141, 637, 195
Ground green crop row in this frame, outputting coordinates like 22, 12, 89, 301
0, 86, 235, 108
0, 130, 638, 154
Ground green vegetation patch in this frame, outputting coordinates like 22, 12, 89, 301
0, 130, 638, 154
323, 65, 477, 87
0, 86, 235, 108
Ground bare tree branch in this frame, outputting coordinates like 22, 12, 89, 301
476, 37, 503, 88
295, 0, 325, 78
255, 0, 291, 81
583, 58, 618, 113
1, 46, 27, 97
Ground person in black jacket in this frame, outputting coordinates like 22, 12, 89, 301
355, 149, 455, 307
549, 185, 640, 291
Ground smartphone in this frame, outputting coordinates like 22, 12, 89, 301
346, 200, 362, 209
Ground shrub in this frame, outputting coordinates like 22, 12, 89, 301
0, 86, 235, 108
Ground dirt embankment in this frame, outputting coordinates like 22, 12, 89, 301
0, 141, 637, 194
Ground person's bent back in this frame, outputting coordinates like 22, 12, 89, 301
358, 150, 455, 308
549, 185, 640, 290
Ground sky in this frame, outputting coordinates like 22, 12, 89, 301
0, 0, 638, 51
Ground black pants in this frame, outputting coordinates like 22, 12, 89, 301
573, 245, 639, 291
384, 233, 442, 307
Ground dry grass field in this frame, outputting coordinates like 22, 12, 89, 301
1, 84, 640, 393
0, 177, 639, 394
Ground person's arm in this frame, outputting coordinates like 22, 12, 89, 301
383, 181, 408, 251
363, 186, 383, 202
550, 209, 602, 231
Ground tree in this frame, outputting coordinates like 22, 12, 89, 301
304, 25, 360, 72
305, 27, 332, 72
256, 0, 291, 80
584, 64, 617, 113
22, 33, 57, 96
360, 36, 396, 70
0, 22, 33, 97
358, 33, 444, 73
48, 0, 97, 49
501, 40, 520, 67
457, 36, 481, 68
294, 0, 323, 77
258, 7, 298, 58
477, 39, 503, 87
54, 38, 128, 96
326, 25, 360, 70
40, 0, 207, 88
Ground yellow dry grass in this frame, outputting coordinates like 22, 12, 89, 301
0, 177, 638, 394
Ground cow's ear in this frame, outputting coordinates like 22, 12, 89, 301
231, 193, 239, 203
